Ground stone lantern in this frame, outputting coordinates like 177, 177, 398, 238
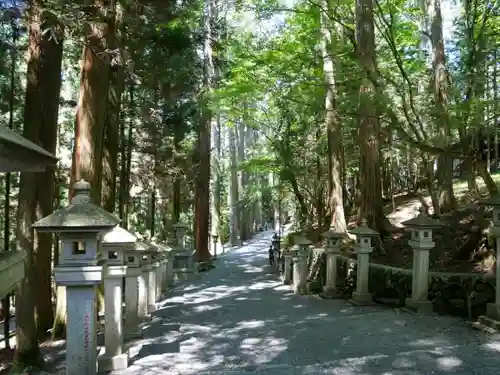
211, 232, 219, 260
271, 233, 280, 251
402, 206, 440, 314
150, 244, 163, 301
281, 246, 294, 285
321, 228, 346, 298
173, 222, 188, 248
123, 239, 145, 339
155, 243, 172, 293
33, 180, 120, 375
136, 241, 153, 321
172, 222, 194, 277
98, 226, 135, 372
292, 236, 311, 294
348, 219, 378, 305
139, 242, 160, 313
474, 195, 500, 331
272, 233, 280, 270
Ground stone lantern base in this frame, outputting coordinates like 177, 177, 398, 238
473, 303, 500, 333
403, 298, 433, 315
321, 286, 343, 299
97, 351, 129, 372
349, 291, 374, 306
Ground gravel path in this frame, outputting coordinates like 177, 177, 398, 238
95, 232, 500, 374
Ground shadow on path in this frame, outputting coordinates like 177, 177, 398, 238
102, 231, 500, 375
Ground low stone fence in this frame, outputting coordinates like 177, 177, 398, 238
306, 247, 495, 319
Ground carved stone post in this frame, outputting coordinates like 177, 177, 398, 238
282, 248, 293, 285
124, 247, 143, 339
272, 233, 280, 271
98, 226, 137, 371
321, 228, 345, 298
402, 206, 440, 314
349, 219, 378, 306
33, 180, 120, 375
474, 195, 500, 331
292, 237, 311, 294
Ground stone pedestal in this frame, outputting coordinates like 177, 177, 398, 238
166, 255, 174, 284
55, 265, 102, 375
138, 267, 149, 320
155, 257, 162, 300
321, 229, 345, 298
323, 248, 342, 298
405, 244, 433, 314
147, 262, 159, 313
474, 236, 500, 331
292, 249, 308, 295
98, 265, 128, 372
348, 220, 377, 306
350, 251, 373, 306
124, 267, 142, 339
401, 207, 440, 314
282, 251, 293, 285
160, 258, 168, 294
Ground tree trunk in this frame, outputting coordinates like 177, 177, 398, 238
237, 121, 248, 239
430, 0, 455, 214
209, 1, 220, 251
229, 125, 240, 245
58, 0, 113, 337
14, 2, 63, 367
355, 0, 386, 235
102, 63, 124, 212
172, 117, 182, 224
194, 0, 216, 262
493, 49, 498, 172
320, 0, 347, 233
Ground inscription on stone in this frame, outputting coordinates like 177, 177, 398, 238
83, 309, 90, 368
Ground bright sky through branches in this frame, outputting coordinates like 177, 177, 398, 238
234, 0, 460, 43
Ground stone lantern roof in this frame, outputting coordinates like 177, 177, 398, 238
136, 240, 159, 253
153, 242, 172, 252
321, 228, 346, 239
102, 226, 137, 246
349, 219, 379, 236
0, 124, 58, 172
294, 236, 312, 246
402, 207, 441, 229
480, 194, 500, 207
32, 179, 120, 232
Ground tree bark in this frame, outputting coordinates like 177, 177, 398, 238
69, 1, 112, 201
102, 6, 124, 213
320, 0, 347, 233
355, 0, 387, 235
15, 1, 63, 366
57, 0, 114, 337
229, 125, 240, 245
430, 0, 455, 214
194, 0, 216, 262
